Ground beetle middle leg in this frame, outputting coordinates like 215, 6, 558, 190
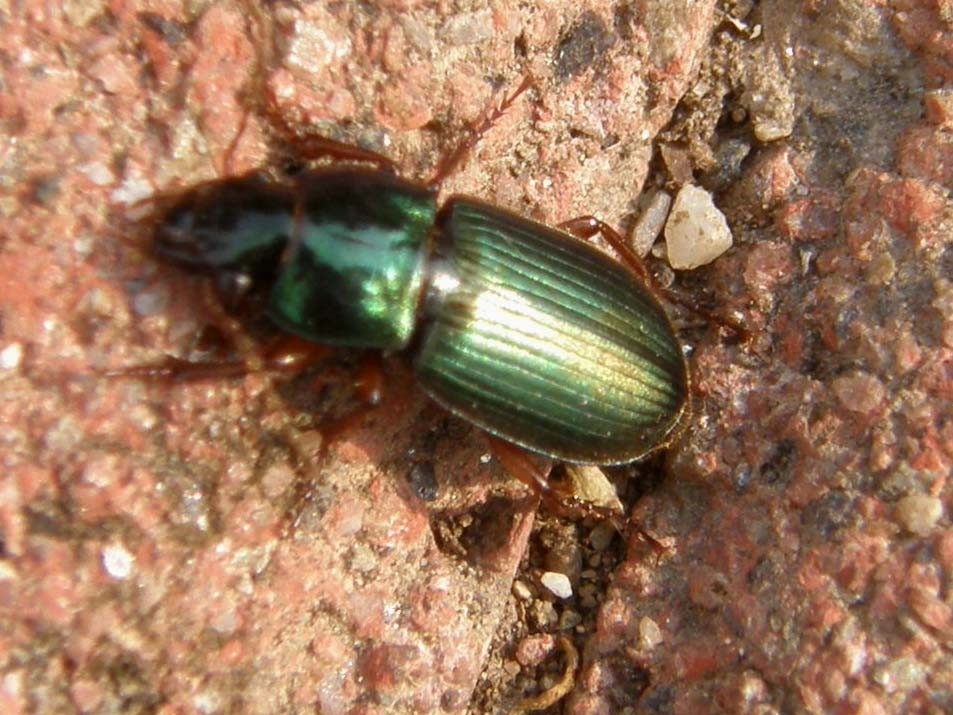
485, 437, 626, 530
281, 353, 394, 534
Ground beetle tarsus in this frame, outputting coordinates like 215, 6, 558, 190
428, 74, 534, 189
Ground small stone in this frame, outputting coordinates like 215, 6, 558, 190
133, 288, 168, 317
630, 190, 672, 257
754, 118, 793, 142
565, 465, 623, 515
79, 161, 114, 186
558, 609, 582, 630
102, 542, 134, 580
872, 656, 927, 693
261, 463, 294, 499
638, 616, 663, 649
540, 571, 573, 599
441, 10, 494, 45
588, 521, 615, 551
832, 372, 886, 415
664, 185, 733, 269
515, 633, 555, 667
530, 600, 558, 629
512, 580, 533, 601
349, 542, 377, 573
895, 495, 943, 536
0, 343, 23, 370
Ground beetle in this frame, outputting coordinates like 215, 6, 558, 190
145, 80, 690, 512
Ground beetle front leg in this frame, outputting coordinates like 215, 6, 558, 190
235, 0, 398, 175
103, 332, 332, 382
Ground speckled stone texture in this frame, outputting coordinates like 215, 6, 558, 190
568, 2, 953, 714
0, 1, 949, 714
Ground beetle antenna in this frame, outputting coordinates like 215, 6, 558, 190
428, 74, 534, 189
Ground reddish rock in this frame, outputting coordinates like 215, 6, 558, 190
4, 2, 951, 714
514, 633, 556, 668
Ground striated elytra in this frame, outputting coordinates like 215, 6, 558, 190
154, 165, 689, 465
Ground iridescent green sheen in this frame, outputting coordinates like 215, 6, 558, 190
267, 170, 436, 350
414, 199, 688, 464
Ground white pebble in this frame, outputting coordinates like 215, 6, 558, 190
0, 343, 23, 370
540, 571, 572, 599
79, 161, 115, 186
102, 542, 134, 580
664, 184, 733, 269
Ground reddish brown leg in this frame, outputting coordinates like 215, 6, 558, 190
559, 215, 750, 340
236, 0, 397, 173
428, 75, 534, 189
285, 352, 389, 534
486, 436, 626, 529
559, 216, 650, 278
268, 133, 399, 173
486, 435, 553, 496
102, 334, 332, 382
220, 104, 252, 177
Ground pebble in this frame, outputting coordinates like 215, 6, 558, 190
630, 189, 672, 257
0, 343, 23, 370
101, 542, 134, 580
540, 571, 573, 599
558, 609, 582, 630
512, 580, 533, 601
664, 184, 733, 269
588, 521, 615, 551
638, 616, 663, 649
895, 494, 943, 536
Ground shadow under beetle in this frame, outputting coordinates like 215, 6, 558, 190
147, 79, 690, 513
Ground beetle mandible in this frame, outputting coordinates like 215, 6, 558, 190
147, 78, 690, 512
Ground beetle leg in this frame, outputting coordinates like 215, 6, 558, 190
103, 331, 332, 382
428, 75, 534, 189
272, 135, 400, 174
285, 353, 390, 534
236, 0, 398, 174
485, 437, 627, 528
559, 215, 750, 340
485, 435, 553, 496
558, 216, 651, 281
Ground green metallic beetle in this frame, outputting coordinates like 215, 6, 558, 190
145, 76, 688, 507
153, 162, 689, 473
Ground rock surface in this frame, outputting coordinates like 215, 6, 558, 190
0, 2, 950, 714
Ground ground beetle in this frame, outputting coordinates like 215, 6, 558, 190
147, 80, 690, 508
